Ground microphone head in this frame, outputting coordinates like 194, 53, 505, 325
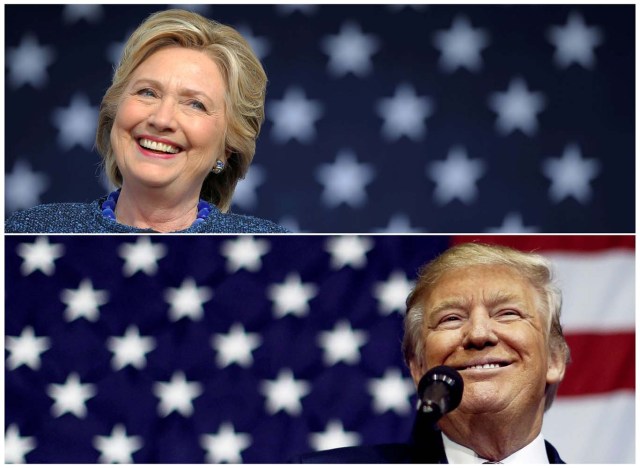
418, 365, 464, 414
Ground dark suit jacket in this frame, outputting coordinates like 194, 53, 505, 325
293, 428, 565, 464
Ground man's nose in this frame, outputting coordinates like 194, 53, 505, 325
147, 98, 177, 132
462, 310, 498, 349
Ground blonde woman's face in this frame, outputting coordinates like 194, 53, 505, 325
110, 46, 227, 198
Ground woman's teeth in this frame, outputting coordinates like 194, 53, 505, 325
139, 138, 180, 154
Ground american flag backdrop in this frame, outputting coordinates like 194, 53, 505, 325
4, 235, 634, 463
4, 4, 635, 233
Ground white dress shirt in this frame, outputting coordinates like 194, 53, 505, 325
442, 431, 550, 464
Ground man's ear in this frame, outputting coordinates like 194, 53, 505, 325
546, 343, 567, 385
409, 360, 424, 388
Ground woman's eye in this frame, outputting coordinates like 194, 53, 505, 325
189, 100, 206, 111
137, 88, 156, 98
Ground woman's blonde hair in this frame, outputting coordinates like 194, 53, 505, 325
95, 9, 267, 211
402, 242, 570, 411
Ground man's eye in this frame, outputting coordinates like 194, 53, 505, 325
497, 309, 520, 319
439, 315, 462, 325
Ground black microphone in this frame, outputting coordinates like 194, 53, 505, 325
411, 366, 463, 462
416, 365, 464, 421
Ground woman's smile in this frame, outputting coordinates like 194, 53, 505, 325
136, 136, 183, 159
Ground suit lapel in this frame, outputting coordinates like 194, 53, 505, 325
544, 440, 565, 464
410, 427, 448, 463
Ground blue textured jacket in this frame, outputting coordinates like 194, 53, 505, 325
5, 199, 289, 234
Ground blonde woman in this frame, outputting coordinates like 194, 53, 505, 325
7, 9, 287, 233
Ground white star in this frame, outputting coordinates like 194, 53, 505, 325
62, 4, 104, 23
275, 4, 318, 15
164, 278, 213, 321
5, 425, 36, 463
153, 371, 203, 417
367, 368, 415, 415
118, 237, 167, 277
93, 424, 143, 464
317, 320, 368, 366
6, 326, 50, 371
267, 273, 317, 318
427, 146, 486, 205
47, 373, 96, 418
487, 212, 538, 233
211, 323, 262, 368
106, 32, 130, 66
315, 150, 376, 208
260, 369, 311, 416
232, 165, 266, 210
321, 21, 380, 77
547, 12, 603, 69
235, 24, 271, 61
542, 143, 601, 204
373, 270, 415, 315
16, 236, 64, 276
5, 159, 50, 212
325, 236, 373, 270
200, 422, 252, 463
376, 84, 434, 141
375, 213, 424, 233
60, 278, 109, 322
107, 325, 156, 371
433, 15, 490, 73
268, 87, 324, 144
488, 77, 546, 136
51, 93, 99, 151
220, 236, 270, 273
6, 33, 56, 89
310, 420, 362, 451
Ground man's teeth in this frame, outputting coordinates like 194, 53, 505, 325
139, 138, 180, 154
466, 363, 502, 370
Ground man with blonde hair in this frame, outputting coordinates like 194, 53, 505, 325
296, 242, 570, 463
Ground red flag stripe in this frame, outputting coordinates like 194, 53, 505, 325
451, 235, 635, 252
558, 332, 635, 396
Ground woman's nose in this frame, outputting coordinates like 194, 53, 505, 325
147, 99, 177, 132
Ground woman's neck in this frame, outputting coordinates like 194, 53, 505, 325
114, 185, 199, 232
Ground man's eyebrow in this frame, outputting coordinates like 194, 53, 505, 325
426, 297, 472, 317
483, 291, 527, 310
426, 291, 526, 317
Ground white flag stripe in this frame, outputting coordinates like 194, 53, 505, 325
543, 391, 635, 463
547, 251, 634, 331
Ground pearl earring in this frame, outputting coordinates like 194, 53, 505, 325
212, 160, 225, 174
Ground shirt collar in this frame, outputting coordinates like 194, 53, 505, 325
442, 431, 549, 464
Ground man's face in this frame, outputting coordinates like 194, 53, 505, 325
411, 264, 565, 417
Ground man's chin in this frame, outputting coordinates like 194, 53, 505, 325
455, 389, 511, 415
